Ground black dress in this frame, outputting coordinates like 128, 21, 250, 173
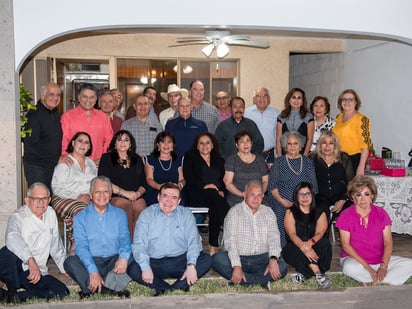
183, 149, 229, 247
281, 208, 332, 279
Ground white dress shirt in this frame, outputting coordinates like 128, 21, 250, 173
5, 205, 66, 275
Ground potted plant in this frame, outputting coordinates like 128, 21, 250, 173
20, 83, 36, 138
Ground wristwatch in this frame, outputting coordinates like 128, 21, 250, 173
270, 256, 278, 261
187, 263, 196, 267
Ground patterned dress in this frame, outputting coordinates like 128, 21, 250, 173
310, 115, 336, 151
268, 155, 318, 248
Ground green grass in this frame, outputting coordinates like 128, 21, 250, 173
3, 273, 411, 306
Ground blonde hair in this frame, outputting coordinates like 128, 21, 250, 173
347, 176, 378, 202
315, 131, 341, 162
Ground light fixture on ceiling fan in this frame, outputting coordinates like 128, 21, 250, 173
170, 30, 270, 58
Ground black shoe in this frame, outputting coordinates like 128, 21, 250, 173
260, 281, 271, 291
182, 286, 190, 292
78, 291, 92, 300
4, 288, 19, 304
0, 288, 7, 303
117, 289, 130, 298
153, 288, 165, 297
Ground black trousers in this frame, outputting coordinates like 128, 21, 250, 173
282, 238, 332, 279
0, 246, 69, 301
188, 188, 229, 247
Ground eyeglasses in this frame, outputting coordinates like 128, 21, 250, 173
297, 192, 312, 198
159, 193, 179, 201
216, 96, 229, 100
29, 197, 49, 203
342, 97, 355, 103
255, 94, 269, 99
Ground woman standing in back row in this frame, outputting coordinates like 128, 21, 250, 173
332, 89, 373, 176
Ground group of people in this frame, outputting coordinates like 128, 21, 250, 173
1, 81, 411, 303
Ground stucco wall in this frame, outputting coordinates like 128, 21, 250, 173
35, 34, 343, 109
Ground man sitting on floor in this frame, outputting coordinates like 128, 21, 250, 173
212, 180, 288, 289
128, 182, 212, 296
63, 176, 132, 299
0, 182, 69, 303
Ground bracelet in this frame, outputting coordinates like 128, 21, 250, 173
269, 256, 278, 261
380, 261, 388, 269
310, 238, 317, 245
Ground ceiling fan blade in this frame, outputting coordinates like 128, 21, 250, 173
169, 42, 211, 47
176, 36, 209, 42
221, 34, 250, 42
228, 40, 270, 48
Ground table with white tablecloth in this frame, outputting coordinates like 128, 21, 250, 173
370, 175, 412, 235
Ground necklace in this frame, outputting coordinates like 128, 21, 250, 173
286, 155, 303, 175
158, 158, 172, 171
117, 157, 131, 169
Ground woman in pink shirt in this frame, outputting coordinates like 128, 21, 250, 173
336, 176, 412, 285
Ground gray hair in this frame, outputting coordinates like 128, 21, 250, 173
89, 176, 113, 195
254, 87, 270, 97
27, 182, 50, 197
244, 180, 263, 192
281, 131, 305, 151
40, 82, 60, 95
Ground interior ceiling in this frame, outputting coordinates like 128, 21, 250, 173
26, 25, 399, 68
48, 25, 397, 45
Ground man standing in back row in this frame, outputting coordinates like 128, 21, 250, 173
121, 94, 163, 157
244, 87, 280, 164
23, 82, 63, 192
61, 83, 113, 165
188, 80, 220, 133
215, 96, 264, 159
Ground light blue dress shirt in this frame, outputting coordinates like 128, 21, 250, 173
244, 105, 280, 151
132, 204, 201, 271
73, 203, 131, 274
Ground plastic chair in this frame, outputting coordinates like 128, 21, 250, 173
188, 207, 209, 227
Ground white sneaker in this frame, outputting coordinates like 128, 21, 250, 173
316, 273, 332, 289
291, 273, 306, 284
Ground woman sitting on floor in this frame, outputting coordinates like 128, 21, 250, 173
336, 175, 412, 285
282, 182, 332, 289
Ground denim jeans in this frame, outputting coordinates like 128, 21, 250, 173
212, 251, 288, 286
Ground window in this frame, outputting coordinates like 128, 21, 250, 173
117, 58, 238, 114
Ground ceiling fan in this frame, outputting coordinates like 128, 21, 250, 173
170, 30, 270, 58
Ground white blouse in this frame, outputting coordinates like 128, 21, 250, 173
51, 154, 97, 199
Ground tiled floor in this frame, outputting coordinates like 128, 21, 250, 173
44, 230, 412, 287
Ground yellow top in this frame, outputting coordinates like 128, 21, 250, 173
332, 113, 373, 155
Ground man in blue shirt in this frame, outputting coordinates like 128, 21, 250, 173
128, 183, 212, 296
64, 176, 132, 299
165, 97, 208, 158
244, 87, 280, 165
